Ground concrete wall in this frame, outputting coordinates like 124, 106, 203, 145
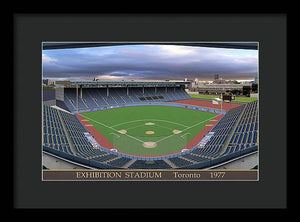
43, 89, 55, 101
55, 86, 64, 101
56, 100, 70, 112
250, 93, 259, 98
43, 100, 56, 106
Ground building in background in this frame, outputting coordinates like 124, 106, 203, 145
43, 79, 53, 86
214, 74, 219, 81
188, 75, 258, 96
213, 74, 225, 84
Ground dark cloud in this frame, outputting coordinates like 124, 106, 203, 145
42, 45, 258, 80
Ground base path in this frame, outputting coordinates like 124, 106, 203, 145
183, 114, 223, 149
76, 114, 115, 149
117, 114, 222, 157
75, 105, 225, 158
170, 99, 243, 111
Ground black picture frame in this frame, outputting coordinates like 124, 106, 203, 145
13, 12, 287, 211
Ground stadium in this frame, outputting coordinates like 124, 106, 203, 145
42, 80, 258, 170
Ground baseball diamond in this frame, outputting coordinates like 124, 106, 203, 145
80, 105, 218, 156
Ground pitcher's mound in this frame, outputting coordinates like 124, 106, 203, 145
145, 122, 155, 125
118, 130, 127, 134
145, 131, 155, 135
142, 142, 157, 148
173, 130, 182, 134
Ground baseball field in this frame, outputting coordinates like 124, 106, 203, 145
80, 106, 218, 157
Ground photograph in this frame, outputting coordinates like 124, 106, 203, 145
41, 42, 259, 181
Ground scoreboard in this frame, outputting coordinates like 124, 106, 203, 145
220, 93, 235, 102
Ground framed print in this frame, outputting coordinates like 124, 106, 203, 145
41, 42, 259, 181
14, 13, 286, 209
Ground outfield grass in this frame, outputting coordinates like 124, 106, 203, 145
81, 106, 217, 156
188, 93, 258, 103
42, 86, 55, 90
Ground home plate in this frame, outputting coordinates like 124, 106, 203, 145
118, 130, 127, 134
142, 142, 157, 148
173, 130, 182, 134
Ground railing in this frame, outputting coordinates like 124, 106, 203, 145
179, 145, 258, 169
43, 145, 258, 169
43, 145, 121, 169
73, 102, 227, 115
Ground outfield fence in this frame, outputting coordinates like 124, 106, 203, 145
72, 102, 227, 115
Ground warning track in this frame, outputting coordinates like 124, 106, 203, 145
171, 98, 243, 111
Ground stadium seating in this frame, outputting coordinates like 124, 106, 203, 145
63, 87, 190, 112
168, 157, 194, 168
43, 104, 73, 155
221, 100, 258, 156
43, 100, 258, 169
43, 104, 134, 167
157, 101, 258, 168
128, 160, 172, 169
107, 157, 133, 168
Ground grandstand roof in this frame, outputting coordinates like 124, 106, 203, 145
43, 42, 258, 50
56, 80, 190, 87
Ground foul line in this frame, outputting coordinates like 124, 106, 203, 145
155, 115, 220, 143
124, 124, 146, 131
80, 115, 145, 143
181, 133, 191, 138
81, 114, 220, 147
109, 132, 120, 138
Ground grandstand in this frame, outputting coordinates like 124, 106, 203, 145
42, 80, 258, 169
43, 105, 73, 154
221, 100, 258, 156
56, 81, 190, 112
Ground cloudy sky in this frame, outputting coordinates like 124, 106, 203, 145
42, 44, 258, 81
